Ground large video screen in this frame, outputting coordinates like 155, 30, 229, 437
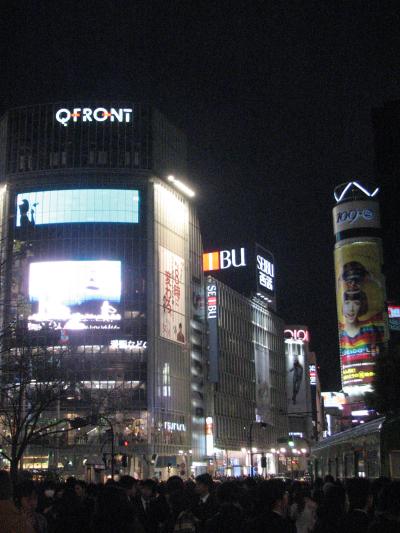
16, 189, 139, 227
28, 260, 121, 331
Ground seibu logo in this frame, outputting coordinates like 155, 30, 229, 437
55, 107, 133, 127
284, 329, 309, 343
203, 248, 246, 272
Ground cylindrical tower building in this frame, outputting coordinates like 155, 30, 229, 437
0, 102, 206, 479
332, 180, 388, 400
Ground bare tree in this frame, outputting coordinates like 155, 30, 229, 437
0, 344, 74, 485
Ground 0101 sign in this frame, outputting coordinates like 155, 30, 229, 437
284, 329, 310, 343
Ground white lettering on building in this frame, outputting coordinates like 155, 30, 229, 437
55, 107, 133, 127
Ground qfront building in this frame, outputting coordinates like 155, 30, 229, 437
0, 102, 206, 480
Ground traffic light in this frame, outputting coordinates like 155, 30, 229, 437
118, 438, 129, 447
261, 456, 267, 468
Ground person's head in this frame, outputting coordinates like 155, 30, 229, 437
342, 262, 368, 290
165, 475, 184, 495
19, 200, 29, 215
323, 483, 346, 514
119, 475, 138, 498
343, 290, 368, 325
195, 473, 213, 497
345, 478, 371, 511
74, 480, 87, 499
14, 481, 38, 512
324, 475, 335, 485
263, 479, 289, 513
140, 479, 157, 500
0, 470, 12, 501
43, 480, 56, 499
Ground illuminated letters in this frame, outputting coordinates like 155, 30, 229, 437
203, 248, 246, 272
55, 107, 133, 127
206, 284, 217, 319
284, 329, 309, 343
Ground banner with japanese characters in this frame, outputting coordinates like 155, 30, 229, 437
159, 246, 186, 344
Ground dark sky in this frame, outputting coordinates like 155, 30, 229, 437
1, 1, 400, 389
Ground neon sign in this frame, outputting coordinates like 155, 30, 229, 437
284, 329, 310, 343
203, 248, 246, 271
55, 107, 133, 127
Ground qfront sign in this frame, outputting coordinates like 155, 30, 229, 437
55, 107, 133, 127
203, 248, 246, 272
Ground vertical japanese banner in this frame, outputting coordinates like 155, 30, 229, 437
159, 246, 186, 344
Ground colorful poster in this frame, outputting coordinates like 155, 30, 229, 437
334, 241, 387, 394
159, 246, 186, 344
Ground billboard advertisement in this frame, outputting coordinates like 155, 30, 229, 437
159, 246, 185, 344
27, 260, 121, 331
334, 241, 387, 394
285, 339, 308, 414
16, 189, 139, 227
254, 346, 271, 424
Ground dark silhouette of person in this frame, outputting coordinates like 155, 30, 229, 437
19, 199, 36, 231
177, 323, 185, 343
290, 358, 303, 405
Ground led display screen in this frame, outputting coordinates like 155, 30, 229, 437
28, 260, 121, 331
16, 189, 139, 227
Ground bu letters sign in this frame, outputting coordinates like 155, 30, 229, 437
203, 248, 246, 272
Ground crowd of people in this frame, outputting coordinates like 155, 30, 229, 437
0, 470, 400, 533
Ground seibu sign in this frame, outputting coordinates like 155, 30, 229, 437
284, 328, 310, 343
203, 248, 246, 272
55, 107, 133, 127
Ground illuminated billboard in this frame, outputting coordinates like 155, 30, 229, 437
255, 244, 275, 304
16, 189, 139, 227
285, 333, 309, 415
28, 260, 121, 331
334, 241, 387, 394
159, 246, 186, 344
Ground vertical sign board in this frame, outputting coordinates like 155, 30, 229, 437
284, 329, 309, 415
255, 244, 276, 309
333, 195, 388, 395
206, 281, 219, 382
159, 246, 186, 344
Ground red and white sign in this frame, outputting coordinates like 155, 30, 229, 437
388, 306, 400, 318
159, 246, 185, 344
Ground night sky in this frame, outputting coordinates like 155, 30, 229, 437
2, 1, 400, 389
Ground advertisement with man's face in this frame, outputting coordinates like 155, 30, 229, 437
159, 246, 186, 344
334, 241, 388, 394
